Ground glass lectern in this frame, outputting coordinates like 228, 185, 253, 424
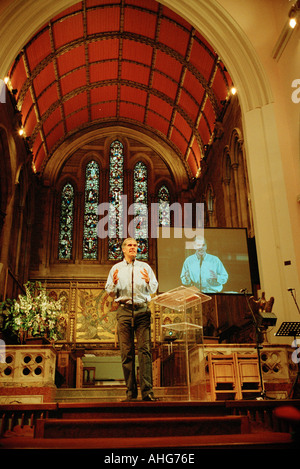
153, 286, 211, 400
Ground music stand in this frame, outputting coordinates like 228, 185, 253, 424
276, 322, 300, 398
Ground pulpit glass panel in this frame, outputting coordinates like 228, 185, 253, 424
153, 286, 211, 401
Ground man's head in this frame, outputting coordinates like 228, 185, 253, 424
122, 237, 138, 262
193, 236, 207, 257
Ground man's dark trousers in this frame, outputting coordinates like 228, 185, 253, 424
117, 304, 153, 399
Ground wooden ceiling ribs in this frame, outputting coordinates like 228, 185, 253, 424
7, 0, 232, 179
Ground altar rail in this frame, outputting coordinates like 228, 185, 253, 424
0, 345, 57, 404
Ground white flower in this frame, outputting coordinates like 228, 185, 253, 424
4, 281, 63, 342
15, 317, 22, 326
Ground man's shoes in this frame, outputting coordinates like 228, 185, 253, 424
142, 393, 159, 402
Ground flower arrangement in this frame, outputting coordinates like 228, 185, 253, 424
0, 281, 64, 342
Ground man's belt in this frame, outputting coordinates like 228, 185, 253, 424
118, 301, 147, 310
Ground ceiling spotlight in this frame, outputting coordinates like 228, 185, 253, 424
3, 77, 9, 85
18, 128, 24, 136
31, 160, 37, 174
289, 3, 299, 28
273, 1, 299, 60
231, 86, 237, 95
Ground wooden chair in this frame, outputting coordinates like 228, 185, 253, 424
236, 352, 260, 396
208, 353, 242, 400
83, 366, 96, 386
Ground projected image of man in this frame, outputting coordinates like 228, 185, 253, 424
180, 236, 228, 293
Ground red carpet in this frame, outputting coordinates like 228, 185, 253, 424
0, 399, 299, 450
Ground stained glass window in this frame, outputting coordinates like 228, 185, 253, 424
133, 161, 148, 259
83, 160, 99, 259
108, 141, 124, 260
58, 182, 74, 260
158, 185, 171, 226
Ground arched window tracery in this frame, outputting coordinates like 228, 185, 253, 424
83, 160, 100, 259
133, 161, 148, 259
157, 184, 171, 227
58, 182, 74, 260
108, 140, 124, 260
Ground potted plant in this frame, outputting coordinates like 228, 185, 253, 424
0, 281, 64, 343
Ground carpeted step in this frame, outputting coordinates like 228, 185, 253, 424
55, 386, 188, 402
1, 432, 294, 450
55, 400, 229, 420
34, 414, 249, 439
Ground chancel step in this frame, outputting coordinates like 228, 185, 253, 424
1, 400, 299, 449
34, 415, 249, 439
55, 386, 188, 402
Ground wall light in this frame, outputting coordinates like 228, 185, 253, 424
231, 86, 237, 95
289, 3, 299, 28
273, 1, 299, 60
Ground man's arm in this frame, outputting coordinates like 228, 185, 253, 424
216, 260, 228, 285
180, 259, 191, 285
105, 267, 119, 295
143, 265, 158, 294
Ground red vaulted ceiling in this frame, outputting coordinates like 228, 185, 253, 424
8, 0, 232, 178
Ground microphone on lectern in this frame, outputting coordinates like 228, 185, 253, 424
240, 288, 248, 293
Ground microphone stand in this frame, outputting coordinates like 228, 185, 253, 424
131, 259, 137, 398
288, 289, 300, 398
242, 290, 269, 400
288, 288, 300, 315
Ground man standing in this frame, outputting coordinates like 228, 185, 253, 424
105, 238, 158, 401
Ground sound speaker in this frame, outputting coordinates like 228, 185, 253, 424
258, 311, 277, 327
